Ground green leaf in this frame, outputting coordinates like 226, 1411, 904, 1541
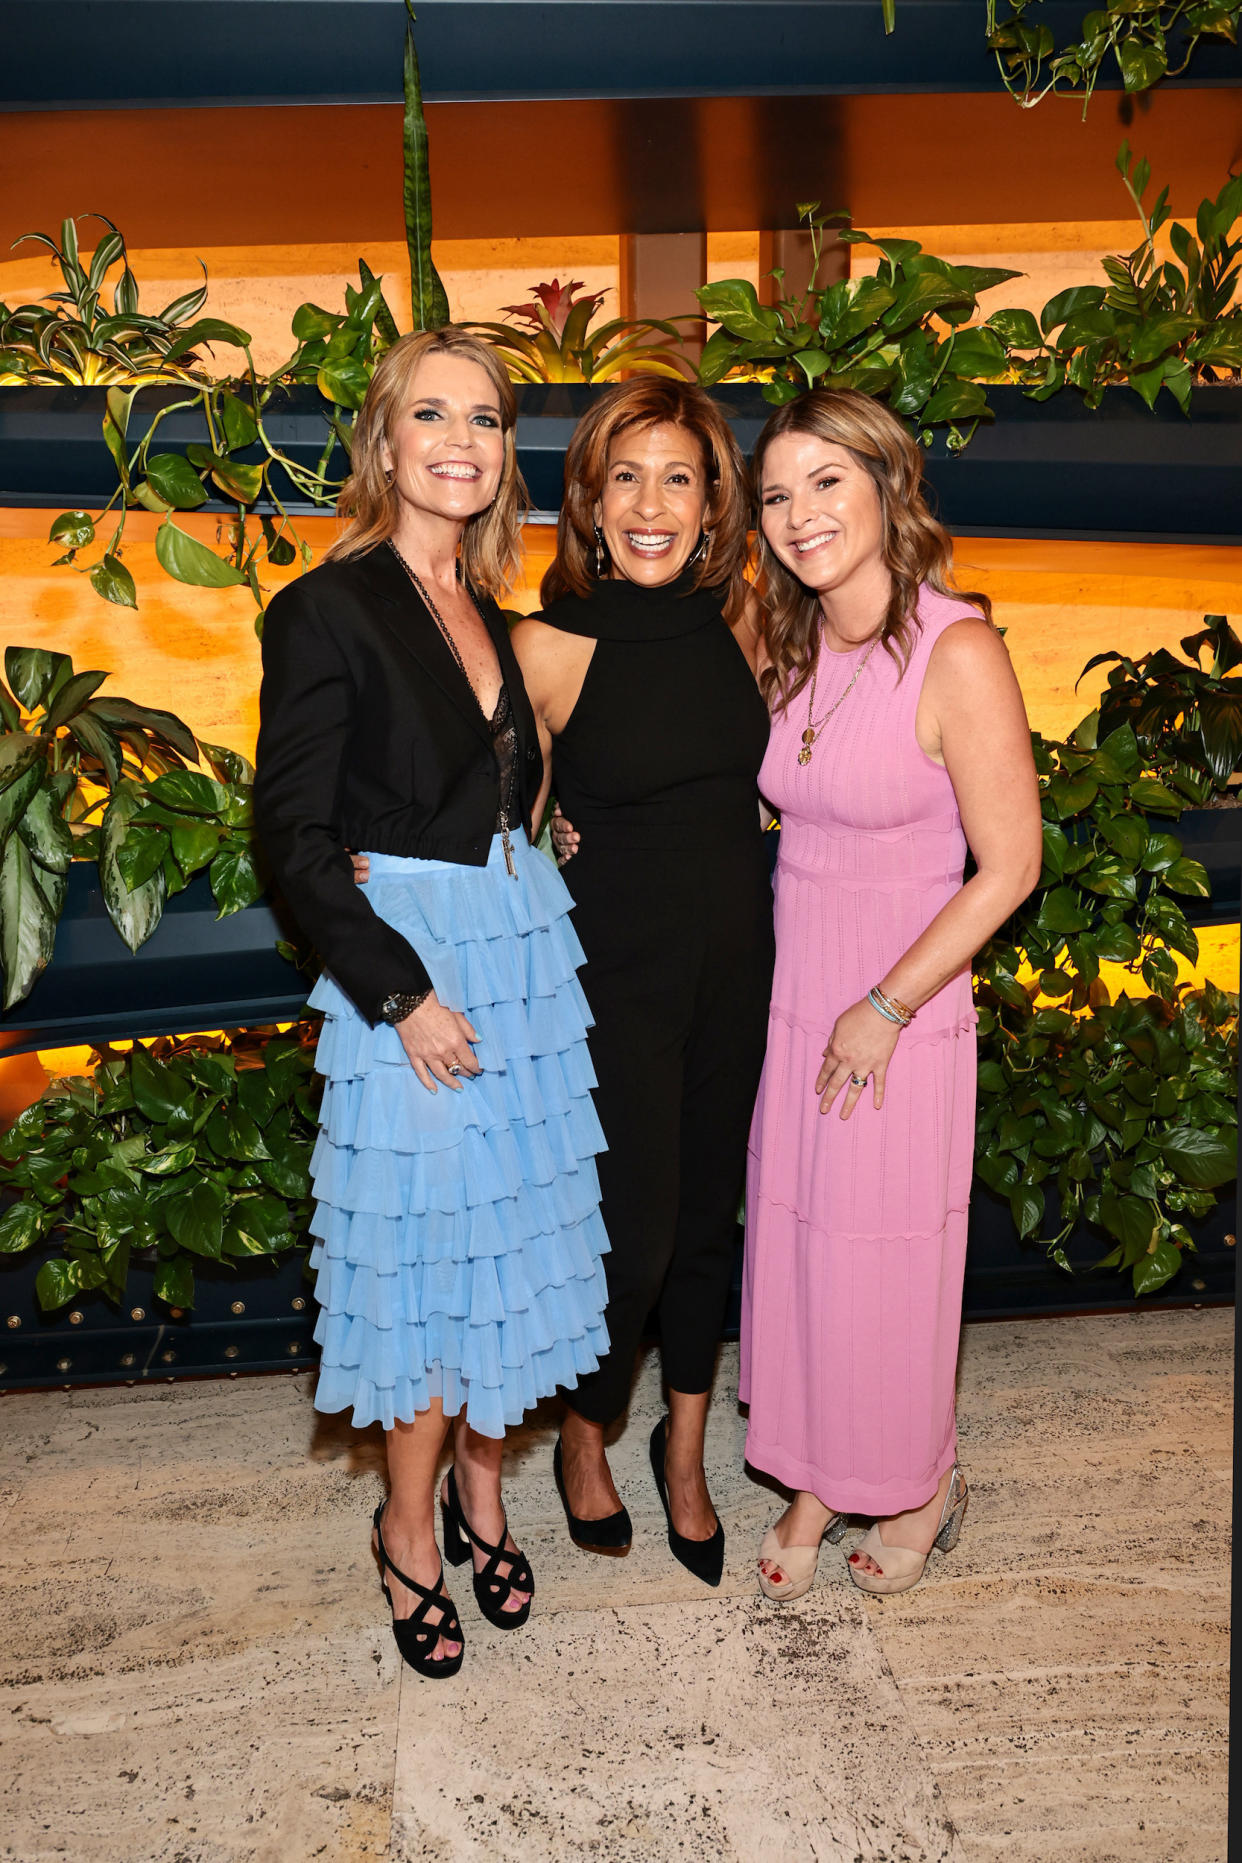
0, 833, 57, 1008
48, 511, 95, 549
146, 769, 228, 815
1133, 1238, 1182, 1296
153, 1256, 195, 1309
1099, 1192, 1159, 1256
129, 1044, 195, 1125
1128, 777, 1182, 814
316, 358, 371, 410
168, 816, 222, 877
1162, 857, 1211, 898
986, 308, 1042, 349
144, 453, 208, 510
697, 278, 783, 345
161, 316, 252, 366
1116, 34, 1167, 91
1037, 885, 1092, 936
154, 520, 247, 589
209, 839, 263, 917
35, 1257, 76, 1311
1010, 1181, 1045, 1239
89, 697, 198, 761
255, 1139, 311, 1200
1040, 286, 1107, 335
17, 779, 75, 876
0, 1199, 49, 1254
292, 301, 339, 342
219, 390, 258, 451
88, 553, 137, 610
164, 1179, 226, 1258
139, 1141, 198, 1177
5, 648, 70, 711
403, 4, 451, 332
1130, 312, 1197, 366
99, 785, 167, 951
1160, 1129, 1236, 1188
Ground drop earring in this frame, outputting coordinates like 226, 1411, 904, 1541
593, 523, 608, 577
689, 528, 713, 568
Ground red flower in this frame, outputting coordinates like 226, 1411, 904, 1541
499, 278, 606, 340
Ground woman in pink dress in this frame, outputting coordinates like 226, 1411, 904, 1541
742, 389, 1042, 1598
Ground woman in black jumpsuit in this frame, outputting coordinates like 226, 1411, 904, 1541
512, 378, 773, 1584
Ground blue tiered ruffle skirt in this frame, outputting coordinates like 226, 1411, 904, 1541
306, 832, 611, 1437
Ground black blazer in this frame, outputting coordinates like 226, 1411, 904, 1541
254, 541, 542, 1023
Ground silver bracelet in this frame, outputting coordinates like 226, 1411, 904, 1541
867, 988, 908, 1027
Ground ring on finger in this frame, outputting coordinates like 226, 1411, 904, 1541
447, 1062, 462, 1076
849, 1073, 867, 1087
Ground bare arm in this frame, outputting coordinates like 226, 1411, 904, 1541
818, 618, 1042, 1117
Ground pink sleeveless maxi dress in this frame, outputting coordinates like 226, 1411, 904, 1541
740, 586, 977, 1517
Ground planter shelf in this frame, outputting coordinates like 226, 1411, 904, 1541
1, 382, 1239, 544
0, 863, 308, 1058
5, 3, 1239, 110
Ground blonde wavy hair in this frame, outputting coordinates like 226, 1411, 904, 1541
753, 388, 992, 711
326, 327, 527, 598
539, 377, 750, 620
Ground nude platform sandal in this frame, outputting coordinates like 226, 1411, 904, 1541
846, 1465, 968, 1597
757, 1511, 850, 1601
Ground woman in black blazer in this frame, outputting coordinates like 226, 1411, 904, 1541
255, 329, 610, 1678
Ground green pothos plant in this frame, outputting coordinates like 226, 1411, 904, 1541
983, 0, 1240, 112
972, 618, 1239, 1297
0, 646, 260, 1009
0, 1026, 319, 1314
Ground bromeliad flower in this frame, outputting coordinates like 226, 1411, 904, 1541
499, 278, 607, 339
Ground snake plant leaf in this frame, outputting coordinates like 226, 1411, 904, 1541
403, 3, 450, 331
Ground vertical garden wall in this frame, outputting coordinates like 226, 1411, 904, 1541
0, 0, 1237, 1387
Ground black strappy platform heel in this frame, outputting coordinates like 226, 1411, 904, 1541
440, 1465, 534, 1629
372, 1501, 465, 1679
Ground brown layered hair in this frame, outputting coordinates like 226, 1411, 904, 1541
539, 377, 750, 619
326, 328, 527, 598
753, 388, 992, 711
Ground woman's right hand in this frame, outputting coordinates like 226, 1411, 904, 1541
394, 994, 482, 1094
551, 805, 581, 866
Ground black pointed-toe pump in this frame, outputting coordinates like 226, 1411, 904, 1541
649, 1416, 725, 1587
553, 1436, 633, 1552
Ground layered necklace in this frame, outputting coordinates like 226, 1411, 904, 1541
797, 626, 880, 768
387, 538, 520, 876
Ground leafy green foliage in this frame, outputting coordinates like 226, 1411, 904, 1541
0, 648, 261, 1006
983, 0, 1241, 112
973, 619, 1239, 1297
696, 204, 1019, 438
469, 277, 692, 384
0, 215, 245, 388
0, 1027, 320, 1313
1006, 151, 1242, 411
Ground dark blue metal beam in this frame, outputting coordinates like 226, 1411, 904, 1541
2, 0, 1239, 110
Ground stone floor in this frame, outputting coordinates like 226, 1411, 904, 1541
0, 1307, 1231, 1863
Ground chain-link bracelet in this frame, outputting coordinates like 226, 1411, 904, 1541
378, 987, 432, 1025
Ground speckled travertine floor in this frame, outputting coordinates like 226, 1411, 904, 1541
0, 1308, 1230, 1863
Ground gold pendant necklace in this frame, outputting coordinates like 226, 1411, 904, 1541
798, 632, 880, 767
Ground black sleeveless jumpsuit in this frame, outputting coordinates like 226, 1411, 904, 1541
540, 574, 775, 1423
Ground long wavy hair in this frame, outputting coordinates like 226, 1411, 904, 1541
326, 327, 527, 598
753, 388, 992, 711
539, 377, 750, 620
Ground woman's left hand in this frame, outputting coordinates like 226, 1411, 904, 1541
816, 997, 902, 1119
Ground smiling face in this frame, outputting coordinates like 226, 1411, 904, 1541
758, 431, 891, 633
381, 350, 505, 528
594, 421, 711, 588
